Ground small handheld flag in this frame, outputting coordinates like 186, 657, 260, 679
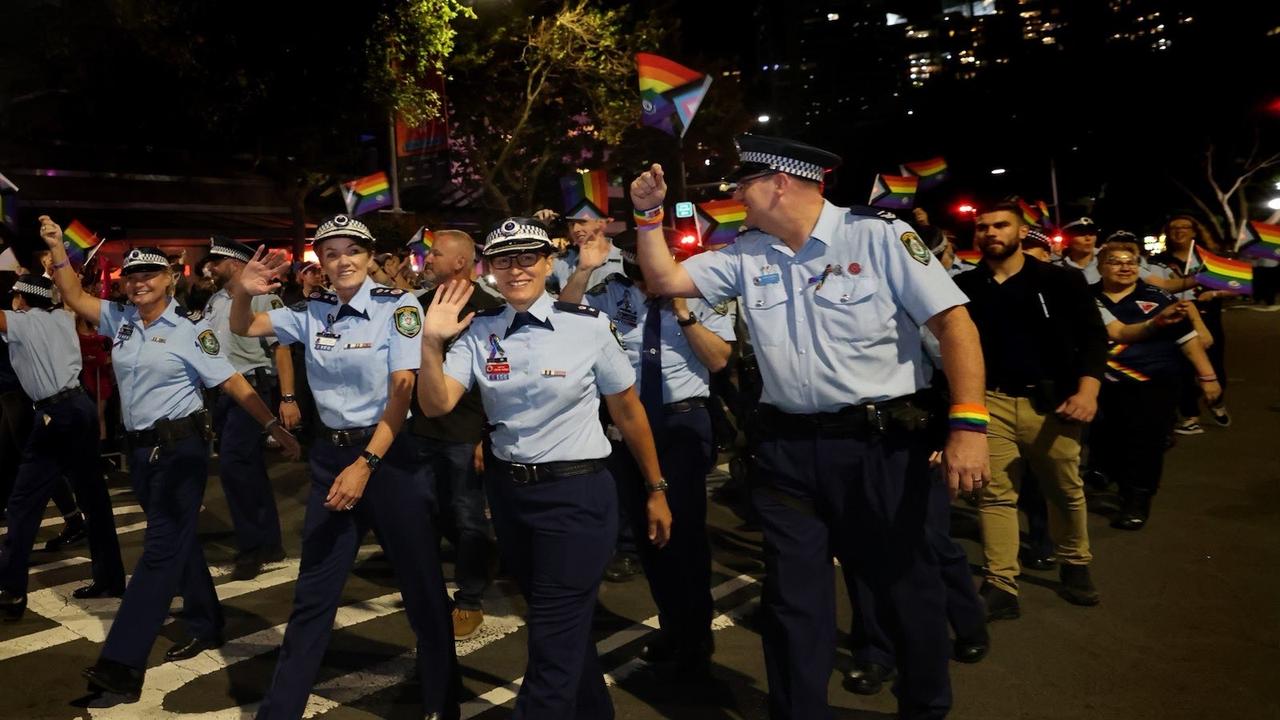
342, 172, 392, 216
1241, 220, 1280, 261
62, 220, 99, 267
869, 174, 918, 209
407, 226, 434, 273
560, 169, 610, 220
898, 157, 948, 190
636, 53, 712, 137
696, 199, 748, 246
1017, 198, 1043, 227
955, 249, 983, 265
1194, 246, 1253, 295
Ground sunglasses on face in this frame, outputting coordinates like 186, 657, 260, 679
489, 252, 546, 270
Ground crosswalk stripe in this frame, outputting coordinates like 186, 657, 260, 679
30, 556, 91, 575
38, 504, 143, 529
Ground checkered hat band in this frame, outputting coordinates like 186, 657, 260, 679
739, 151, 825, 182
209, 246, 252, 262
314, 216, 374, 244
13, 281, 52, 299
485, 222, 549, 245
124, 250, 169, 269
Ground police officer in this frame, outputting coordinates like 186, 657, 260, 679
630, 135, 991, 720
1055, 217, 1102, 283
204, 235, 294, 580
538, 176, 625, 294
0, 274, 125, 620
560, 237, 735, 677
37, 216, 300, 700
230, 214, 459, 720
418, 217, 673, 719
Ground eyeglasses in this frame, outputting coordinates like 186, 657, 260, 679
489, 252, 545, 270
1103, 260, 1139, 268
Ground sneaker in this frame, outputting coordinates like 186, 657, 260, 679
1209, 405, 1231, 428
1173, 419, 1204, 435
452, 607, 483, 640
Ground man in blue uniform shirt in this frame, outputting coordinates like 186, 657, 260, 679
538, 171, 625, 295
630, 135, 990, 720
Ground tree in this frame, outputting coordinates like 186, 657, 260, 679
1176, 133, 1280, 248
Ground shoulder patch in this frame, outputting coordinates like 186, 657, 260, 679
711, 300, 731, 316
393, 306, 421, 338
900, 231, 932, 266
308, 291, 338, 305
269, 298, 285, 310
475, 306, 506, 318
197, 329, 221, 355
848, 205, 898, 223
553, 301, 600, 318
608, 321, 626, 350
371, 287, 406, 299
289, 300, 307, 312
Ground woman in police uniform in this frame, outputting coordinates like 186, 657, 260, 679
38, 216, 300, 700
418, 217, 673, 720
230, 214, 459, 720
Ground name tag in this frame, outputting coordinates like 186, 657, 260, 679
345, 342, 373, 349
314, 332, 340, 352
150, 336, 167, 344
753, 272, 781, 286
541, 369, 566, 378
485, 361, 511, 380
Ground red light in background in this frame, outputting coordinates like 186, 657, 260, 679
679, 234, 699, 247
1052, 234, 1065, 246
955, 203, 976, 216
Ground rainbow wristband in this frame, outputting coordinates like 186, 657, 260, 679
949, 403, 990, 434
634, 207, 664, 230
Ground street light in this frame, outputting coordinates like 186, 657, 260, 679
1267, 197, 1280, 210
990, 168, 1007, 175
757, 114, 771, 124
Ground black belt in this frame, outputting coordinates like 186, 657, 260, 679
664, 396, 709, 414
321, 424, 378, 447
491, 458, 605, 486
755, 394, 933, 438
126, 410, 210, 450
33, 385, 85, 411
245, 367, 274, 390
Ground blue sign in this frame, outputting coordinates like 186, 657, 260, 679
674, 201, 695, 219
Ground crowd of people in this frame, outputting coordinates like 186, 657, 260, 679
0, 132, 1250, 720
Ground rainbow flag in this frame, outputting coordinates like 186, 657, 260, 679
1194, 247, 1253, 294
899, 157, 948, 190
1037, 200, 1052, 228
1241, 220, 1280, 261
342, 171, 392, 216
636, 53, 711, 137
869, 174, 918, 209
696, 199, 748, 246
1015, 198, 1042, 227
62, 219, 99, 266
955, 248, 983, 265
560, 169, 610, 220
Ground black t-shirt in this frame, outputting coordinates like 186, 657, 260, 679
954, 256, 1107, 399
409, 280, 505, 444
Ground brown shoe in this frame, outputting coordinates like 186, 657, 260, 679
452, 607, 483, 640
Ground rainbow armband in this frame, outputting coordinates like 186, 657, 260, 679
634, 205, 664, 231
949, 404, 990, 434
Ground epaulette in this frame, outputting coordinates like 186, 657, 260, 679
475, 306, 506, 318
586, 281, 609, 296
553, 301, 600, 318
604, 272, 633, 287
848, 205, 899, 223
308, 290, 338, 305
289, 300, 308, 312
370, 287, 406, 299
114, 302, 128, 312
178, 306, 204, 323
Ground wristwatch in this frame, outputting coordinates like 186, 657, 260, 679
361, 451, 382, 472
646, 479, 670, 493
677, 314, 698, 327
281, 394, 297, 404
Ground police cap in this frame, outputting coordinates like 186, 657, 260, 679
482, 217, 554, 257
313, 214, 376, 249
208, 234, 254, 263
727, 134, 842, 184
121, 247, 170, 275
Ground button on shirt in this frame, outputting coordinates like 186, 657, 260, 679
0, 308, 82, 402
585, 277, 736, 403
205, 288, 282, 374
682, 201, 968, 412
550, 244, 625, 293
268, 276, 422, 430
443, 291, 635, 464
99, 299, 235, 431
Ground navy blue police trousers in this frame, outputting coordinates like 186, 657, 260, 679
213, 385, 284, 556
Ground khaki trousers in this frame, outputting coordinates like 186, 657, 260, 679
979, 391, 1092, 595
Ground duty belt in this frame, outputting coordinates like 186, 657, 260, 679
755, 393, 935, 438
664, 396, 709, 414
491, 458, 605, 486
125, 410, 211, 450
321, 424, 379, 447
33, 385, 86, 411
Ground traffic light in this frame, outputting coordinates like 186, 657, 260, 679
672, 200, 702, 255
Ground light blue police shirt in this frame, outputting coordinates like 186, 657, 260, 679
1055, 251, 1101, 284
268, 276, 422, 430
0, 308, 82, 402
99, 298, 235, 431
205, 288, 282, 374
682, 200, 969, 413
1144, 253, 1201, 301
585, 276, 736, 403
551, 243, 625, 293
443, 290, 635, 463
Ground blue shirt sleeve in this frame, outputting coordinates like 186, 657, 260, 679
878, 220, 969, 326
443, 329, 477, 391
0, 310, 25, 344
252, 294, 283, 347
694, 299, 737, 342
98, 301, 126, 337
388, 294, 423, 373
188, 320, 237, 388
268, 305, 305, 346
594, 317, 637, 396
682, 244, 746, 304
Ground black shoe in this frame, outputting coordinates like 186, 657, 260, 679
1111, 493, 1151, 531
1020, 552, 1057, 572
640, 630, 714, 665
843, 661, 895, 696
72, 582, 125, 599
82, 659, 143, 700
258, 545, 286, 564
164, 634, 224, 662
1083, 469, 1111, 492
639, 630, 679, 663
1058, 564, 1100, 606
0, 589, 27, 621
953, 628, 989, 664
231, 553, 265, 581
44, 522, 88, 552
979, 582, 1021, 621
603, 554, 642, 583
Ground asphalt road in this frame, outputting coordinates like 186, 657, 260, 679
2, 307, 1277, 720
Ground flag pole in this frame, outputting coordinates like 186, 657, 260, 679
1184, 239, 1196, 277
1050, 157, 1062, 228
388, 111, 402, 212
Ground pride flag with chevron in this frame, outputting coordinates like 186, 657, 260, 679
869, 174, 918, 209
560, 169, 610, 220
342, 171, 392, 216
899, 157, 948, 190
1241, 220, 1280, 261
696, 199, 748, 246
636, 53, 712, 137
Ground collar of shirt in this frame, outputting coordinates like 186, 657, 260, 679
134, 298, 182, 328
336, 276, 375, 320
499, 290, 555, 329
1060, 249, 1097, 270
767, 200, 842, 257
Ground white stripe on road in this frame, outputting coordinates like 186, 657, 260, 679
30, 556, 91, 575
37, 504, 143, 529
